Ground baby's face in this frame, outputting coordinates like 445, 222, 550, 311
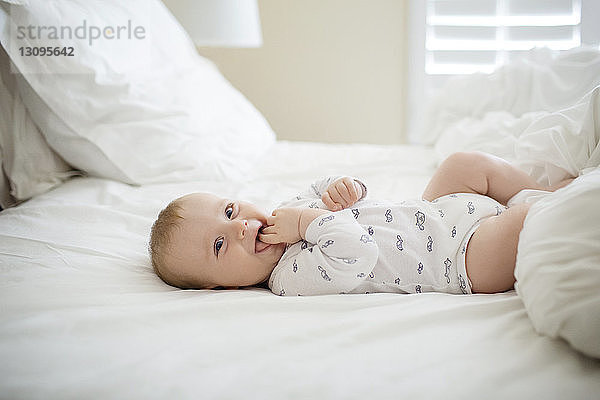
169, 193, 287, 288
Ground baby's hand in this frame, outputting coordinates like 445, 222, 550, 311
322, 177, 363, 211
259, 207, 303, 244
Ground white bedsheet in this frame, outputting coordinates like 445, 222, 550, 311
1, 141, 598, 399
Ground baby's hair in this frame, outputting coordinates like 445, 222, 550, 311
149, 198, 187, 288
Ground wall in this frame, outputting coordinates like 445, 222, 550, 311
198, 0, 408, 144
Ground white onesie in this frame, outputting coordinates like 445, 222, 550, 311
268, 176, 507, 296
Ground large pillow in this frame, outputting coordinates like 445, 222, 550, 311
0, 38, 75, 207
0, 0, 275, 184
515, 168, 600, 358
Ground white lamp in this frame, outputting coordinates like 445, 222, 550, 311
162, 0, 263, 47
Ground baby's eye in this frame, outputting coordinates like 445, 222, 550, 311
225, 203, 234, 219
214, 236, 224, 256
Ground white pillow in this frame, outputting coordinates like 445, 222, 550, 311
515, 168, 600, 358
0, 0, 275, 184
0, 40, 74, 205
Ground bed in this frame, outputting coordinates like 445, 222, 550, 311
1, 141, 598, 399
1, 1, 600, 399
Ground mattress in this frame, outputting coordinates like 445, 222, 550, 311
1, 141, 598, 399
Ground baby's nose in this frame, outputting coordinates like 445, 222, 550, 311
238, 219, 248, 238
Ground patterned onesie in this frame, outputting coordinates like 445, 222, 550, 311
268, 176, 507, 296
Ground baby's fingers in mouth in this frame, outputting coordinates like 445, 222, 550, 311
256, 233, 274, 252
258, 232, 280, 244
259, 225, 274, 235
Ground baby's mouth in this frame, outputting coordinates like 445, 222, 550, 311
255, 225, 270, 253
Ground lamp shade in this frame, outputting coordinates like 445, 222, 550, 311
162, 0, 262, 47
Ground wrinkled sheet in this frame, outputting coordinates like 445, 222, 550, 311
1, 141, 599, 399
426, 47, 600, 185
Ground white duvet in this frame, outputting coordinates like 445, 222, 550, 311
428, 47, 600, 185
423, 47, 600, 359
1, 142, 599, 399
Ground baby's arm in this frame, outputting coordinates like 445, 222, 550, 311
277, 176, 367, 210
422, 151, 572, 205
259, 207, 330, 244
266, 209, 379, 296
261, 176, 366, 243
321, 177, 365, 211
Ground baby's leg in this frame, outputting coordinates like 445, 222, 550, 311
423, 152, 548, 205
465, 203, 530, 293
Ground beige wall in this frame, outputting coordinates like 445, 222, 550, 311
198, 0, 408, 144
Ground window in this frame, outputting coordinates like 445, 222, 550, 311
407, 0, 600, 143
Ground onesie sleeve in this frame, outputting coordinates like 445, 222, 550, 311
269, 209, 379, 296
277, 176, 368, 209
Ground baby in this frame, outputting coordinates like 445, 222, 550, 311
149, 151, 570, 296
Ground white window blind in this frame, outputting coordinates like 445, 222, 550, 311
426, 0, 582, 76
